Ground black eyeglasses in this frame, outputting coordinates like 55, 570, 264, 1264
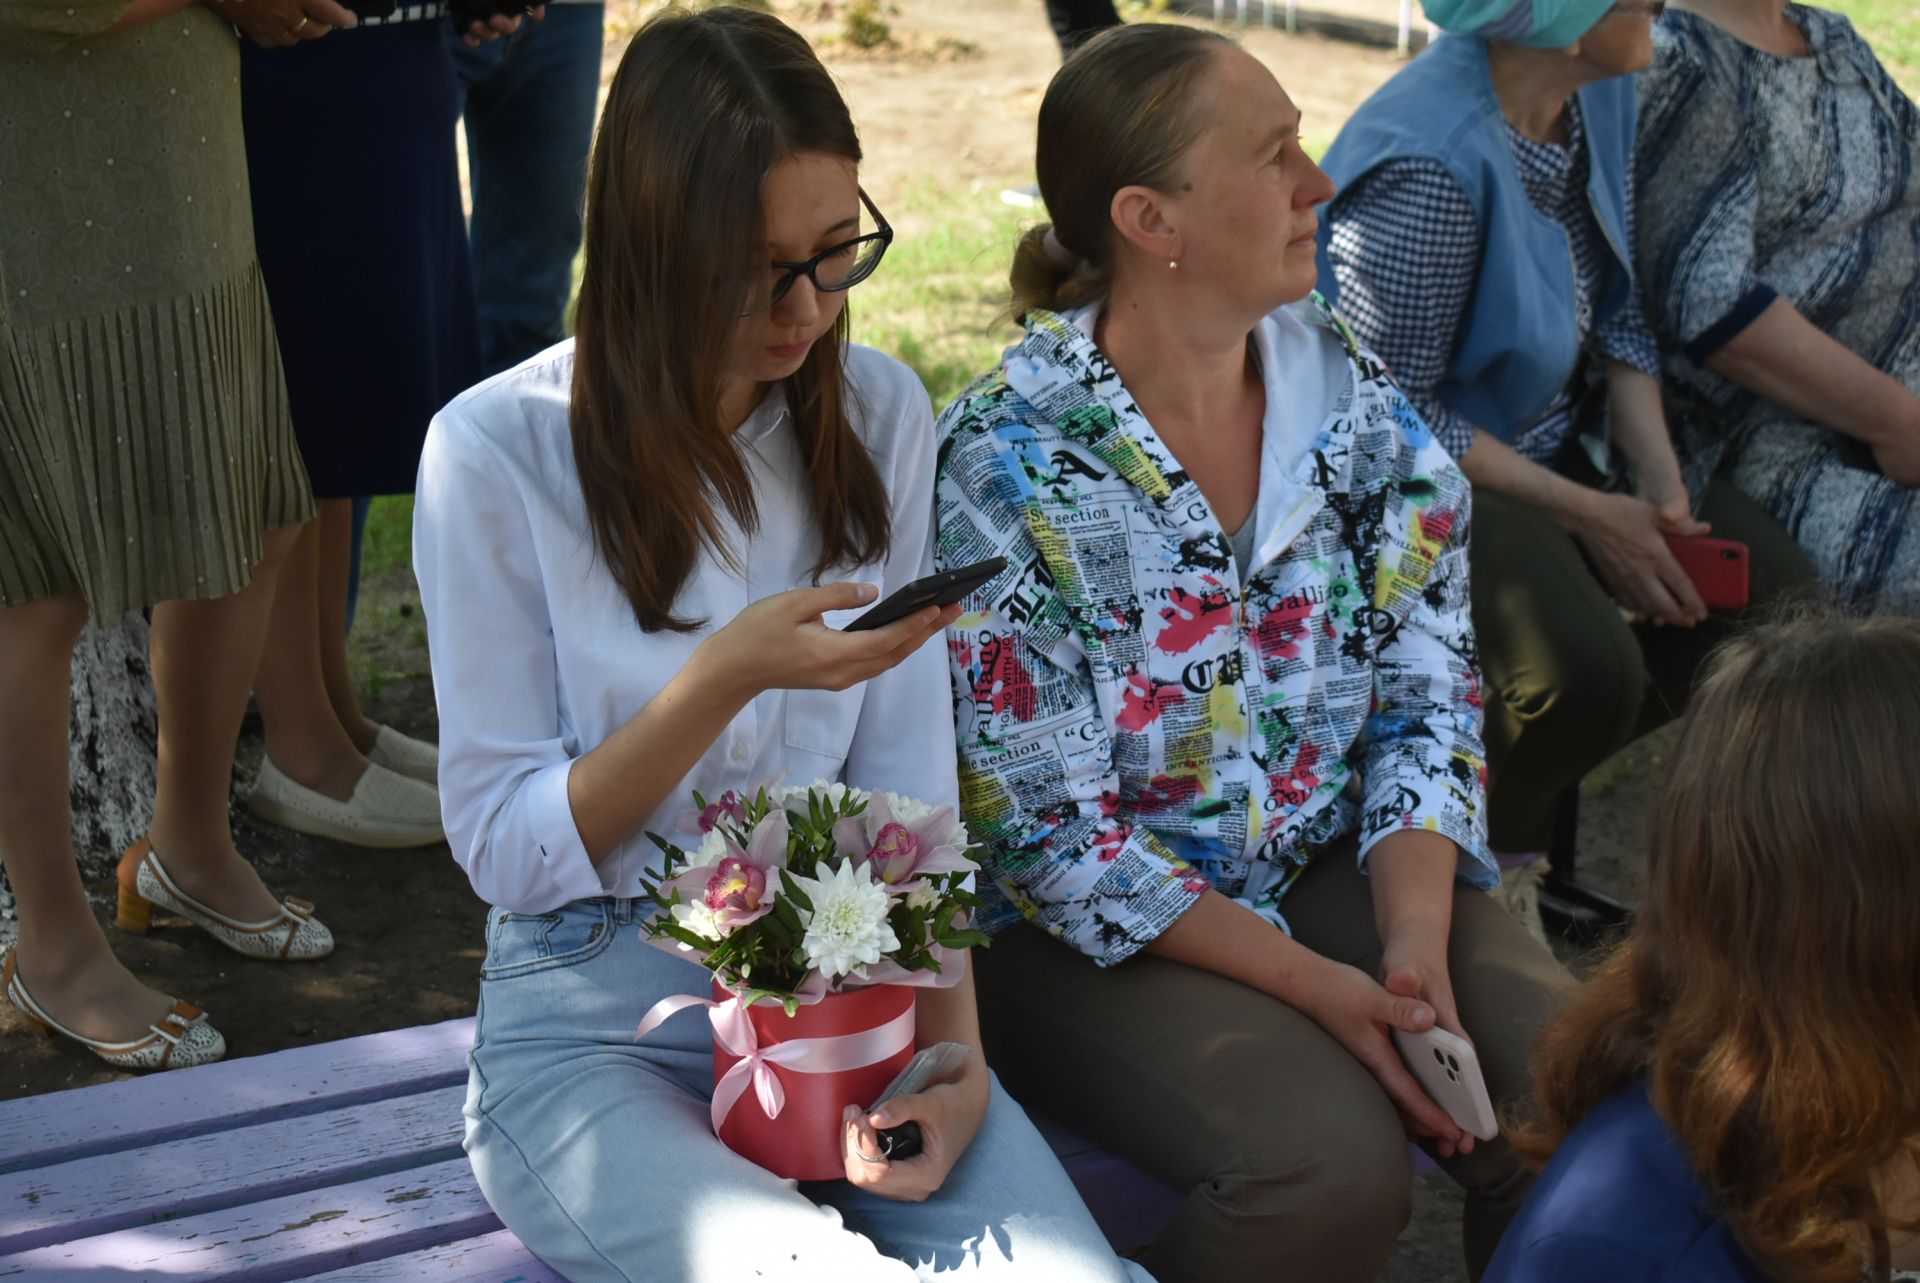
1610, 0, 1665, 17
741, 188, 894, 317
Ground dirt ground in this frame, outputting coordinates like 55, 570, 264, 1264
0, 4, 1664, 1278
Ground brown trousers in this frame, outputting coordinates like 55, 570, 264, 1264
975, 852, 1574, 1283
1473, 474, 1816, 851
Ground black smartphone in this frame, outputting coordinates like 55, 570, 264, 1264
841, 557, 1007, 632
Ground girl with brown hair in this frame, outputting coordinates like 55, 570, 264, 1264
412, 7, 1151, 1281
1490, 611, 1920, 1283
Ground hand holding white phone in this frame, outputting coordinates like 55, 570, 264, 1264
1391, 1025, 1498, 1142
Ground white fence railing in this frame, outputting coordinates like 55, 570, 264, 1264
1209, 0, 1438, 53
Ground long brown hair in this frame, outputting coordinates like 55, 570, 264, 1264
1511, 609, 1920, 1283
570, 5, 890, 633
1009, 23, 1228, 320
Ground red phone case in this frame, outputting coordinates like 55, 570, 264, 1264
1664, 535, 1750, 611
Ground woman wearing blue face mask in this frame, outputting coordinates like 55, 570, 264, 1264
1316, 0, 1814, 891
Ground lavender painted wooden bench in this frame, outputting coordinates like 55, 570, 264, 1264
0, 1017, 1176, 1281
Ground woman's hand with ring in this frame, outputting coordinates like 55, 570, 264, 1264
221, 0, 353, 46
839, 1051, 989, 1201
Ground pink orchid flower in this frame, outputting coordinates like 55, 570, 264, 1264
833, 794, 973, 893
696, 790, 748, 833
664, 808, 791, 933
671, 774, 784, 837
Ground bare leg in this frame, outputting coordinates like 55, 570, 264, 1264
146, 524, 304, 922
0, 592, 174, 1041
316, 498, 380, 753
252, 516, 368, 801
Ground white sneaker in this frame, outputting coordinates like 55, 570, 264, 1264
248, 756, 445, 849
1493, 853, 1552, 951
366, 724, 438, 785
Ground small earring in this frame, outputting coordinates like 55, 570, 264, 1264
1168, 259, 1179, 270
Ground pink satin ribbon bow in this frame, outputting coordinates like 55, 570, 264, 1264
635, 993, 917, 1136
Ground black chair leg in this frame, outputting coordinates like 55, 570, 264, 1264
1538, 786, 1632, 945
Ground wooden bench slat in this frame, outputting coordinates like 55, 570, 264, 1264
0, 1084, 468, 1256
0, 1156, 497, 1283
295, 1230, 560, 1283
0, 1017, 475, 1177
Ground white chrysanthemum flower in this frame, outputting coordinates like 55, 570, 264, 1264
770, 779, 863, 817
691, 828, 729, 866
670, 898, 725, 943
876, 790, 970, 850
904, 884, 940, 914
792, 859, 899, 979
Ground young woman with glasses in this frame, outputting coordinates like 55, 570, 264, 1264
411, 9, 1151, 1282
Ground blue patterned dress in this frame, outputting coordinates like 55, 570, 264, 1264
1636, 6, 1920, 610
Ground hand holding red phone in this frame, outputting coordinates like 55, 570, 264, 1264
1662, 535, 1751, 612
1574, 490, 1710, 627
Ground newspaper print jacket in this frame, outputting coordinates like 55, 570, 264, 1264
934, 296, 1495, 966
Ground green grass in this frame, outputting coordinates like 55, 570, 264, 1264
850, 182, 1032, 410
361, 494, 415, 580
1825, 0, 1920, 87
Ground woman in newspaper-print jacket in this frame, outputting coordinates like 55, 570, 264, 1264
938, 295, 1492, 963
934, 25, 1574, 1283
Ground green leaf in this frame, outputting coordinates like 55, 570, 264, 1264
651, 923, 713, 951
772, 894, 805, 936
779, 868, 815, 914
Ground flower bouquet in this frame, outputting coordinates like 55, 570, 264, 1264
634, 781, 987, 1180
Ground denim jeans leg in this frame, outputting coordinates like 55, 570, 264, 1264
451, 3, 604, 375
464, 901, 1152, 1282
813, 1072, 1159, 1283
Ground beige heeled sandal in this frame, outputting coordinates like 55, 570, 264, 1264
117, 839, 334, 962
2, 950, 226, 1071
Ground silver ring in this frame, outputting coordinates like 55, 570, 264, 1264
847, 1145, 889, 1165
293, 15, 310, 29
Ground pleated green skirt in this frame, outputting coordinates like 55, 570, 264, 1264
0, 260, 313, 619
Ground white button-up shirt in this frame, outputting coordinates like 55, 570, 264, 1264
413, 341, 960, 913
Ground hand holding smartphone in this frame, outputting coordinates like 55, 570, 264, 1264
1391, 1025, 1498, 1142
863, 1042, 973, 1160
1663, 535, 1751, 612
842, 557, 1007, 633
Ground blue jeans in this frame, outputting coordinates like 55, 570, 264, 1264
449, 3, 603, 376
464, 898, 1156, 1283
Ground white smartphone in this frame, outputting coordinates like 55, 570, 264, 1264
1391, 1025, 1498, 1142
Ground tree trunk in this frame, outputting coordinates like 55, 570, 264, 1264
66, 613, 159, 883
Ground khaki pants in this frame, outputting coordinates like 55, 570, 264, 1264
1472, 476, 1815, 851
974, 852, 1574, 1283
